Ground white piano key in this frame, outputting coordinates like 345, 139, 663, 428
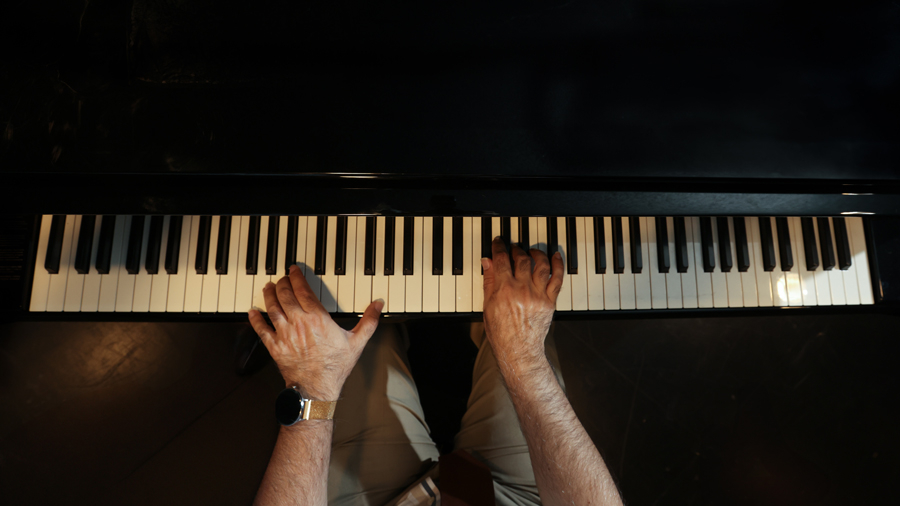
439, 216, 455, 312
80, 215, 105, 312
619, 218, 636, 310
570, 217, 589, 311
646, 217, 668, 309
337, 217, 358, 312
371, 217, 390, 309
98, 216, 127, 312
295, 216, 309, 274
510, 217, 519, 244
29, 215, 54, 311
603, 217, 619, 310
234, 217, 255, 312
114, 216, 138, 312
782, 218, 803, 306
165, 215, 192, 312
665, 217, 683, 309
472, 216, 484, 312
790, 217, 817, 307
218, 216, 243, 313
724, 218, 744, 308
536, 217, 547, 255
839, 221, 861, 306
304, 217, 323, 301
63, 215, 86, 311
709, 218, 729, 308
47, 215, 77, 311
764, 217, 790, 307
749, 217, 774, 307
492, 217, 502, 246
389, 217, 407, 313
736, 217, 758, 308
555, 217, 572, 311
825, 218, 847, 305
456, 217, 473, 312
847, 217, 874, 304
354, 217, 373, 313
273, 216, 290, 281
131, 216, 155, 312
528, 217, 539, 249
251, 216, 271, 312
149, 216, 171, 312
584, 217, 604, 311
679, 217, 698, 309
182, 216, 204, 313
810, 217, 832, 305
406, 217, 424, 312
691, 217, 713, 308
320, 216, 339, 312
634, 217, 652, 309
422, 217, 439, 312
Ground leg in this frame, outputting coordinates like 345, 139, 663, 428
328, 322, 440, 506
454, 322, 566, 506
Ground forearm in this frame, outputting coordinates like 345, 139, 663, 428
498, 354, 623, 506
254, 421, 333, 506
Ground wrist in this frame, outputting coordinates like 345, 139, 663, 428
285, 381, 342, 402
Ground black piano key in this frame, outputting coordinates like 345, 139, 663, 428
265, 216, 280, 275
195, 216, 212, 275
673, 217, 689, 273
45, 215, 67, 274
452, 217, 464, 275
628, 217, 642, 274
800, 217, 819, 271
403, 217, 415, 275
334, 216, 348, 276
733, 217, 751, 273
216, 216, 233, 275
164, 216, 182, 275
716, 217, 733, 273
593, 217, 606, 274
481, 217, 492, 260
833, 217, 852, 270
500, 217, 512, 252
144, 216, 164, 275
74, 215, 96, 274
565, 217, 578, 274
518, 217, 530, 248
432, 217, 442, 275
314, 216, 327, 275
384, 216, 396, 275
612, 217, 625, 274
125, 216, 146, 275
364, 217, 376, 275
547, 217, 558, 256
775, 217, 793, 271
284, 216, 298, 275
817, 217, 836, 271
700, 217, 715, 273
759, 217, 777, 272
655, 216, 670, 274
245, 216, 261, 275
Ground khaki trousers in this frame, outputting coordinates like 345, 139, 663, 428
328, 322, 565, 506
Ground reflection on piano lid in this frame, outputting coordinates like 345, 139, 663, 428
28, 214, 875, 315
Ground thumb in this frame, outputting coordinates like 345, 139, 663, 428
350, 298, 384, 346
482, 257, 494, 299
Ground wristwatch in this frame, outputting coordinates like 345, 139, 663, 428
275, 386, 337, 426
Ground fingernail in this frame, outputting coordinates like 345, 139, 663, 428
289, 264, 298, 273
265, 282, 274, 289
481, 258, 490, 270
554, 251, 562, 259
249, 306, 262, 313
373, 298, 385, 312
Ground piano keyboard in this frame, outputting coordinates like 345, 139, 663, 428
28, 215, 874, 314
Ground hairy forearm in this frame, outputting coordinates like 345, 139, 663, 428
497, 354, 623, 506
254, 421, 333, 506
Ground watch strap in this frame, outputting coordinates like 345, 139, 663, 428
302, 399, 337, 420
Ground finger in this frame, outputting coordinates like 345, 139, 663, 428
262, 281, 289, 327
546, 250, 565, 302
490, 236, 513, 281
248, 309, 277, 350
530, 248, 552, 291
288, 264, 324, 313
350, 298, 384, 348
275, 275, 304, 317
482, 257, 495, 299
511, 243, 534, 281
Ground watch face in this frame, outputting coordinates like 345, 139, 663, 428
275, 388, 305, 426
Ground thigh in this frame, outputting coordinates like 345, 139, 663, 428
328, 323, 440, 506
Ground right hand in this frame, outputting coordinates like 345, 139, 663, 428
481, 237, 565, 369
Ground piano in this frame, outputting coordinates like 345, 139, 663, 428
2, 0, 899, 321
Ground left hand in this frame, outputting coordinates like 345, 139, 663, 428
248, 264, 384, 401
